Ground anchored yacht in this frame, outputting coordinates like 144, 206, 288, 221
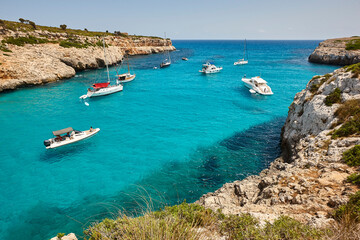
241, 76, 273, 95
199, 62, 223, 74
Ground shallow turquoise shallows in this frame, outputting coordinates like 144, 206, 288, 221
0, 40, 337, 239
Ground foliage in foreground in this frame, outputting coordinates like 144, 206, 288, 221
347, 173, 360, 186
84, 202, 325, 240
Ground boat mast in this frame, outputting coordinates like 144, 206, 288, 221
102, 38, 110, 83
243, 39, 246, 60
127, 53, 130, 73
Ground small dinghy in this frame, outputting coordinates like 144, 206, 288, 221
44, 127, 100, 149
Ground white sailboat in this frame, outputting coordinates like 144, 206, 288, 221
160, 33, 171, 68
234, 39, 248, 65
117, 52, 136, 83
80, 39, 123, 99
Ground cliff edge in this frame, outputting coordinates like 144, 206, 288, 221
197, 64, 360, 227
308, 37, 360, 65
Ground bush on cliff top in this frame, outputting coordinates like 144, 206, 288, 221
324, 87, 341, 106
343, 145, 360, 166
309, 74, 332, 94
346, 39, 360, 50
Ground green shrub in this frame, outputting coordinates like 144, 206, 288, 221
346, 39, 360, 50
334, 191, 360, 222
220, 214, 260, 239
0, 44, 12, 52
264, 216, 324, 240
335, 99, 360, 124
332, 118, 360, 139
56, 233, 65, 239
345, 63, 360, 78
3, 36, 49, 46
60, 24, 67, 30
347, 173, 360, 186
309, 74, 332, 94
59, 40, 92, 48
343, 145, 360, 166
324, 88, 341, 106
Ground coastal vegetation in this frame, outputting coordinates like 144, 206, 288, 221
2, 35, 51, 46
343, 145, 360, 166
309, 73, 332, 94
0, 19, 162, 39
345, 62, 360, 78
324, 87, 341, 106
345, 39, 360, 50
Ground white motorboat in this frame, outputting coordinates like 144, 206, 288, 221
80, 39, 123, 99
234, 39, 248, 65
116, 53, 136, 83
241, 76, 273, 95
182, 57, 188, 61
44, 127, 100, 149
199, 62, 223, 74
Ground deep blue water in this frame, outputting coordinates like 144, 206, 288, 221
0, 40, 337, 239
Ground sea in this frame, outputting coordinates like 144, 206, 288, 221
0, 40, 337, 239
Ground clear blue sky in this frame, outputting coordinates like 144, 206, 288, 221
1, 0, 359, 40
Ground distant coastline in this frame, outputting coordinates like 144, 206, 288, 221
0, 19, 175, 92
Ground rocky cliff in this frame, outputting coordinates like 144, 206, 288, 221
308, 37, 360, 65
0, 26, 175, 92
197, 65, 360, 227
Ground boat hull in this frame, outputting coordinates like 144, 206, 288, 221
117, 74, 136, 83
199, 67, 223, 74
234, 60, 248, 65
241, 78, 273, 95
160, 62, 171, 68
87, 84, 123, 98
46, 128, 100, 149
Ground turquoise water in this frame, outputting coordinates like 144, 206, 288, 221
0, 40, 337, 239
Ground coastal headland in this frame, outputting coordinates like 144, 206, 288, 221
308, 36, 360, 65
0, 19, 175, 92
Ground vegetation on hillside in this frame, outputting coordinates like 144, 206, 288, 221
324, 88, 341, 106
0, 19, 162, 39
345, 62, 360, 78
309, 73, 332, 94
1, 36, 52, 46
346, 39, 360, 50
343, 145, 360, 166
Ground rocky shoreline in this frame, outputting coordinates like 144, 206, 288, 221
196, 66, 360, 227
308, 37, 360, 65
0, 28, 175, 92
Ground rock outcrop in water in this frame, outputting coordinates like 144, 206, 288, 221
196, 65, 360, 227
0, 25, 175, 92
308, 37, 360, 65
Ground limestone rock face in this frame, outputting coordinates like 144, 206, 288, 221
50, 233, 77, 240
197, 67, 360, 227
308, 37, 360, 65
0, 29, 175, 92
